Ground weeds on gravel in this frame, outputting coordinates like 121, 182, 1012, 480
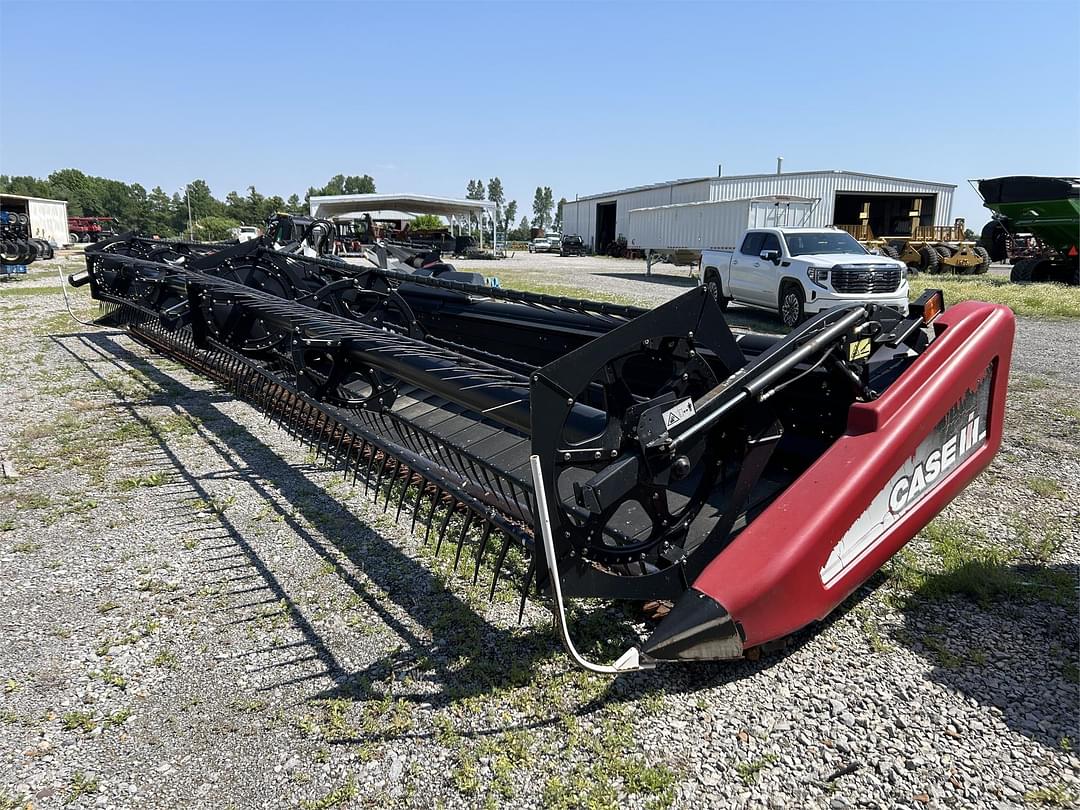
886, 520, 1074, 608
539, 712, 676, 810
117, 471, 168, 491
299, 778, 357, 810
64, 773, 99, 805
61, 711, 97, 733
1023, 783, 1076, 807
94, 667, 127, 689
1027, 476, 1065, 499
735, 754, 778, 785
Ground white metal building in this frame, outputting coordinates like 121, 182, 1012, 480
560, 170, 956, 252
0, 193, 70, 245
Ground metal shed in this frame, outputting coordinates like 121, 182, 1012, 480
309, 193, 498, 248
0, 193, 70, 246
561, 170, 956, 253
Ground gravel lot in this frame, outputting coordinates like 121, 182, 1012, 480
1, 254, 1077, 809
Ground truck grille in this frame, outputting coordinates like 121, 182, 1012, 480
831, 265, 902, 294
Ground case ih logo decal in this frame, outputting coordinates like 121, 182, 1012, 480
820, 366, 994, 589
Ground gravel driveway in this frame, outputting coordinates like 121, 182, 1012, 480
1, 256, 1077, 809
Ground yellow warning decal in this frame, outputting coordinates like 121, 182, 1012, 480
848, 338, 872, 362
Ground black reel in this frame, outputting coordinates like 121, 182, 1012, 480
289, 337, 397, 411
548, 333, 723, 569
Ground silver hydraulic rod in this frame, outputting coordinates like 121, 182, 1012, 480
529, 455, 654, 674
670, 304, 870, 451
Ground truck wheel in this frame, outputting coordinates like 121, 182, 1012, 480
934, 244, 954, 259
703, 269, 730, 311
779, 284, 805, 329
69, 233, 79, 245
973, 246, 991, 275
879, 244, 900, 260
918, 245, 940, 273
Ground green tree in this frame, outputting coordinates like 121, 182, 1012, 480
0, 175, 55, 198
532, 186, 555, 229
510, 215, 531, 241
47, 169, 96, 215
554, 197, 567, 232
504, 200, 517, 235
411, 214, 445, 230
184, 179, 220, 220
194, 216, 242, 241
487, 177, 507, 234
286, 193, 302, 214
144, 186, 175, 237
466, 179, 485, 201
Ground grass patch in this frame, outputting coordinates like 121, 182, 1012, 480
61, 711, 97, 733
117, 471, 168, 491
0, 285, 65, 297
887, 520, 1074, 607
1023, 783, 1076, 806
65, 772, 99, 805
735, 754, 777, 785
1027, 476, 1064, 499
909, 276, 1080, 318
299, 779, 357, 810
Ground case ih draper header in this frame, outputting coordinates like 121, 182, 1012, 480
72, 234, 1014, 672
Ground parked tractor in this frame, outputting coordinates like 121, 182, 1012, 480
843, 200, 989, 275
975, 176, 1079, 286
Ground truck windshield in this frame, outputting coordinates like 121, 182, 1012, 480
784, 232, 866, 256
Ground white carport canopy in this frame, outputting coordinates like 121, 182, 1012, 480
308, 193, 498, 247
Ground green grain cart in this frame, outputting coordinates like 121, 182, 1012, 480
976, 176, 1079, 285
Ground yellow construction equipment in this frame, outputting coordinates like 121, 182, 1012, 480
840, 200, 990, 275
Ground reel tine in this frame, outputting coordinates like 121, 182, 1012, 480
363, 447, 379, 494
373, 453, 390, 502
351, 440, 368, 486
518, 556, 536, 623
395, 471, 414, 523
380, 457, 399, 509
332, 425, 348, 470
468, 513, 490, 584
410, 483, 425, 532
426, 487, 444, 547
488, 529, 512, 602
449, 502, 470, 571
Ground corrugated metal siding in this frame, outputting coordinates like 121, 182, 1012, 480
27, 199, 70, 245
565, 172, 954, 245
629, 199, 816, 252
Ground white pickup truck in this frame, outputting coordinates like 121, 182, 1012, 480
701, 227, 909, 328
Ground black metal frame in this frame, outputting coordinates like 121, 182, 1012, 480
80, 235, 932, 611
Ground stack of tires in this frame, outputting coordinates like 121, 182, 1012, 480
1, 211, 55, 268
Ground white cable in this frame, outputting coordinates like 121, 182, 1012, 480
56, 262, 99, 327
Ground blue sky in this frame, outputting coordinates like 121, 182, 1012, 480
2, 0, 1077, 226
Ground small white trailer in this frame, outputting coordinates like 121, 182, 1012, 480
0, 194, 70, 246
628, 195, 817, 276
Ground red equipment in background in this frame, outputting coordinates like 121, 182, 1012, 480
68, 216, 117, 244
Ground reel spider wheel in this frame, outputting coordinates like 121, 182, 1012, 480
546, 334, 722, 572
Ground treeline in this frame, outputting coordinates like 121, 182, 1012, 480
464, 178, 569, 241
0, 170, 376, 240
